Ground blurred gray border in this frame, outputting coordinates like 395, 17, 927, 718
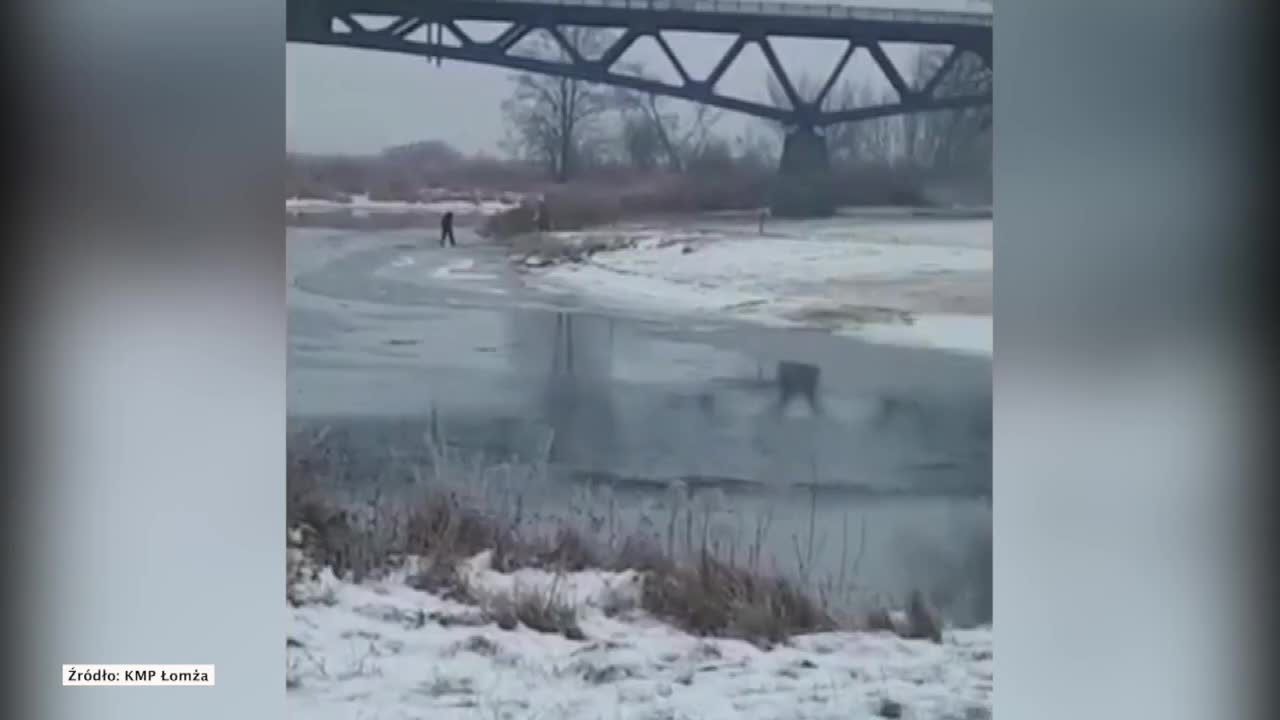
996, 1, 1265, 718
8, 0, 1269, 718
12, 1, 285, 718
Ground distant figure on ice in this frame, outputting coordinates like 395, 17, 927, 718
440, 210, 456, 247
535, 196, 552, 232
758, 207, 771, 234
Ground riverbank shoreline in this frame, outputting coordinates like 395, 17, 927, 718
510, 215, 993, 356
287, 454, 992, 719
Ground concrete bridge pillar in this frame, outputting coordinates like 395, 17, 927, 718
770, 127, 835, 218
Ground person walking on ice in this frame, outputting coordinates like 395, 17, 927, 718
534, 196, 551, 232
440, 210, 456, 247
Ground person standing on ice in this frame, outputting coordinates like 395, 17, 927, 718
758, 206, 771, 234
440, 210, 456, 247
534, 196, 551, 232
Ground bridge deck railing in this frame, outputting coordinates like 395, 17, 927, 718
471, 0, 993, 27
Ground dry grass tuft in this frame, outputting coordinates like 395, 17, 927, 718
481, 583, 585, 641
287, 430, 976, 646
639, 547, 833, 648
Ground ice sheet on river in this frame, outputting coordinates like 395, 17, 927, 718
527, 218, 993, 356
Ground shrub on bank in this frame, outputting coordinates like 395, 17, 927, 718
286, 436, 954, 647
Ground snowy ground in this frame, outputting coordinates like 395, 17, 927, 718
525, 217, 993, 356
287, 192, 521, 217
289, 552, 993, 720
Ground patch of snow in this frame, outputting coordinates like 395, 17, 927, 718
530, 220, 992, 356
430, 258, 499, 282
423, 199, 521, 216
460, 551, 645, 614
286, 193, 520, 216
288, 555, 993, 720
544, 261, 765, 315
586, 225, 990, 288
837, 314, 994, 357
371, 253, 504, 288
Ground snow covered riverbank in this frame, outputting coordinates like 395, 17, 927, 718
523, 217, 992, 357
287, 192, 522, 218
289, 552, 993, 720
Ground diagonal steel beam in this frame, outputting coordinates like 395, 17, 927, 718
704, 35, 746, 91
758, 36, 803, 113
866, 42, 912, 100
652, 32, 692, 86
600, 29, 641, 69
546, 25, 585, 64
442, 20, 472, 46
493, 23, 530, 51
387, 16, 423, 38
336, 14, 365, 33
919, 45, 963, 97
813, 40, 857, 111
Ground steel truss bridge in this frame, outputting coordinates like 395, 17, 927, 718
287, 0, 993, 129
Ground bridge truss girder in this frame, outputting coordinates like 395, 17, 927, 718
288, 2, 992, 128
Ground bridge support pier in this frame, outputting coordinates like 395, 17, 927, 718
770, 127, 835, 218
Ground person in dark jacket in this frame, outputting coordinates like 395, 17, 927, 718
535, 197, 551, 232
440, 211, 456, 247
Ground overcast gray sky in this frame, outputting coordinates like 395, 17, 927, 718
286, 1, 987, 155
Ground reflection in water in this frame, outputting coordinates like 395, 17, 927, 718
490, 310, 990, 624
508, 310, 615, 381
295, 305, 992, 624
287, 226, 992, 624
498, 308, 989, 494
511, 312, 619, 466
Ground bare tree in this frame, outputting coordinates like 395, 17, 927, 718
500, 29, 615, 182
613, 66, 721, 173
764, 71, 823, 132
733, 126, 779, 172
618, 113, 663, 171
904, 48, 992, 172
764, 71, 901, 168
758, 46, 991, 175
823, 82, 905, 167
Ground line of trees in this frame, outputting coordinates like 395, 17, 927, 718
500, 29, 774, 183
500, 29, 614, 183
764, 46, 991, 176
286, 29, 993, 209
501, 29, 992, 190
